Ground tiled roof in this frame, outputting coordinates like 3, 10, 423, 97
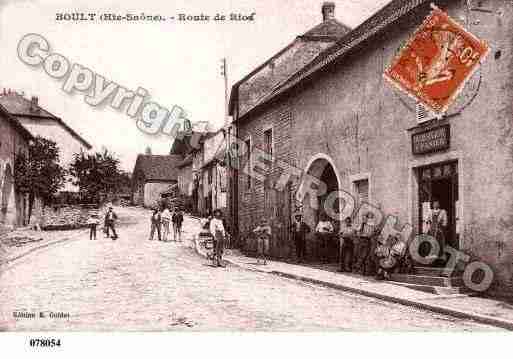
301, 18, 351, 40
230, 15, 351, 117
169, 131, 217, 156
133, 154, 182, 182
0, 104, 34, 141
237, 0, 431, 121
0, 93, 92, 149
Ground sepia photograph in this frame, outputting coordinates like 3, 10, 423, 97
0, 0, 513, 355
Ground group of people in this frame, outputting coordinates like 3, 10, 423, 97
290, 211, 409, 280
290, 200, 448, 280
149, 206, 184, 242
87, 205, 118, 241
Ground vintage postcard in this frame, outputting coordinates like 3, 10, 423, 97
1, 0, 513, 350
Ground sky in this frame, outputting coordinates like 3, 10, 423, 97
0, 0, 390, 171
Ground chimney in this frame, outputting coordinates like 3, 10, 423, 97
322, 2, 335, 21
30, 96, 39, 112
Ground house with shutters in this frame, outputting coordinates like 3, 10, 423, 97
229, 0, 513, 296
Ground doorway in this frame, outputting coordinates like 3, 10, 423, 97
303, 155, 341, 263
417, 161, 459, 252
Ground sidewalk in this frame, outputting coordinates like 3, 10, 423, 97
189, 227, 513, 330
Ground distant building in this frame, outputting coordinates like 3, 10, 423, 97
0, 101, 34, 228
131, 154, 182, 208
199, 130, 228, 215
0, 91, 92, 192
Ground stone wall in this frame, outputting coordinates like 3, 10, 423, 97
41, 204, 101, 230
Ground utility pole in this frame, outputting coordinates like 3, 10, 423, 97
221, 58, 229, 125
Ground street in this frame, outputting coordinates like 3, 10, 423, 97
0, 207, 497, 331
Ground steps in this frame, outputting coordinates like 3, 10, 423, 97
387, 281, 472, 295
389, 273, 464, 287
388, 266, 471, 295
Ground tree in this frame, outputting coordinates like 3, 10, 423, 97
14, 136, 66, 221
68, 149, 124, 203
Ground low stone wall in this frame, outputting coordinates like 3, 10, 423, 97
41, 204, 102, 231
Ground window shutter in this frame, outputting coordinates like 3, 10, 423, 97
415, 102, 435, 124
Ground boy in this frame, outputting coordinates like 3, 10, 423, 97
253, 219, 272, 265
149, 208, 162, 241
87, 211, 100, 240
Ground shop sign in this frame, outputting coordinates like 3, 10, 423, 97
412, 124, 450, 155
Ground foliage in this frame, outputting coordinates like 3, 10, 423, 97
68, 149, 126, 203
14, 136, 66, 205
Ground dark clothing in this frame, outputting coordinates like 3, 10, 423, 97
292, 221, 310, 261
105, 222, 118, 239
89, 224, 97, 240
354, 237, 370, 274
339, 236, 354, 271
150, 222, 161, 240
172, 212, 184, 226
213, 229, 224, 266
105, 210, 118, 239
317, 232, 332, 263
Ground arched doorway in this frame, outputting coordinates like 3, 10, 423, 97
1, 164, 14, 225
302, 154, 342, 263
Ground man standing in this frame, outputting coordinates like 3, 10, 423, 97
104, 205, 118, 240
339, 217, 356, 272
291, 213, 310, 263
354, 212, 376, 275
210, 209, 226, 267
426, 199, 448, 262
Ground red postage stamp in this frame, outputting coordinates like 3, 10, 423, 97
384, 5, 489, 114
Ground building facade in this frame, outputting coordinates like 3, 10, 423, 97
230, 0, 513, 295
0, 92, 92, 193
132, 154, 182, 208
0, 103, 33, 228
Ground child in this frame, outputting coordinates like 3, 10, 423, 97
87, 211, 100, 240
253, 219, 272, 265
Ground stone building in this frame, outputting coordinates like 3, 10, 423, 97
0, 92, 92, 193
0, 101, 34, 228
230, 0, 513, 295
131, 154, 182, 208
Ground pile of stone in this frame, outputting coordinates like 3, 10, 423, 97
41, 204, 101, 231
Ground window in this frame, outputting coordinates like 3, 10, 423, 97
245, 138, 251, 189
264, 128, 273, 157
354, 179, 369, 205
